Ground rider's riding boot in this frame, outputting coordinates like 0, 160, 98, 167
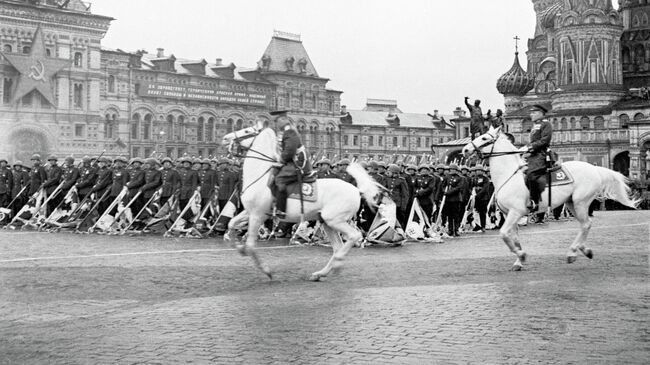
275, 191, 288, 219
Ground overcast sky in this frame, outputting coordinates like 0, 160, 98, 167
92, 0, 546, 115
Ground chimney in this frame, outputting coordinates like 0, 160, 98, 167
215, 58, 222, 66
433, 110, 439, 118
340, 105, 347, 114
453, 107, 464, 117
156, 48, 165, 58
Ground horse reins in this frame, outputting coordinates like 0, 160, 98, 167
229, 128, 278, 195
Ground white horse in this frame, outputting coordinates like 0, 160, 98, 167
462, 125, 639, 270
222, 121, 382, 280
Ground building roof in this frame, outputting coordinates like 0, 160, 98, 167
258, 32, 319, 77
137, 53, 272, 84
343, 110, 455, 129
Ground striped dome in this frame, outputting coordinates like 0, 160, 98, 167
496, 52, 535, 96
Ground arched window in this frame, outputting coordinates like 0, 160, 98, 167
3, 44, 11, 53
560, 118, 567, 130
108, 75, 115, 93
235, 118, 243, 130
2, 78, 12, 104
634, 112, 645, 122
143, 114, 152, 140
580, 116, 590, 130
619, 114, 630, 129
166, 115, 175, 139
104, 114, 115, 139
206, 117, 214, 142
197, 116, 205, 142
175, 115, 185, 140
131, 113, 141, 140
74, 52, 83, 67
226, 118, 233, 132
594, 116, 605, 129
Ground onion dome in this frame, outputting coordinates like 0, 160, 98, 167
496, 52, 535, 96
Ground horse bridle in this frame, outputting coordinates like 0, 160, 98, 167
228, 126, 278, 196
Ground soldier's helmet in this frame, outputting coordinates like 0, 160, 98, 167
368, 160, 378, 169
435, 163, 445, 171
145, 158, 158, 166
338, 158, 351, 166
161, 157, 173, 164
360, 161, 368, 169
82, 155, 91, 163
13, 160, 23, 168
377, 161, 387, 169
0, 158, 7, 164
132, 157, 144, 165
418, 164, 431, 171
218, 157, 230, 165
47, 155, 57, 162
387, 164, 400, 174
98, 156, 110, 163
64, 156, 74, 164
405, 163, 417, 171
449, 163, 460, 173
114, 156, 128, 164
319, 159, 332, 166
201, 158, 211, 165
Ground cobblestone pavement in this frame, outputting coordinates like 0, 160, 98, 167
0, 210, 648, 364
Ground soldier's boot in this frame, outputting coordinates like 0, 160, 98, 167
274, 190, 288, 219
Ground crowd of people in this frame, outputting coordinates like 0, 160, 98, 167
0, 150, 507, 243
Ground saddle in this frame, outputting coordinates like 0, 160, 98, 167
288, 181, 318, 202
544, 164, 574, 187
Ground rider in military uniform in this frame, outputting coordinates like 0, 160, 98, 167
524, 104, 553, 212
273, 111, 312, 219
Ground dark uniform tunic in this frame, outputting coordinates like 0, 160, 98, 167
527, 119, 553, 205
61, 165, 80, 194
76, 164, 98, 199
316, 170, 336, 179
160, 167, 181, 206
415, 174, 437, 218
216, 167, 238, 210
275, 127, 312, 190
473, 174, 493, 230
43, 164, 63, 213
443, 174, 463, 236
91, 166, 113, 215
29, 165, 47, 195
11, 168, 27, 215
126, 167, 146, 213
0, 167, 12, 208
384, 175, 409, 227
198, 168, 217, 209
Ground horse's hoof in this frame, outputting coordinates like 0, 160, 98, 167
236, 244, 247, 256
512, 264, 523, 271
567, 255, 577, 264
309, 273, 322, 282
261, 266, 273, 280
582, 248, 593, 259
518, 251, 528, 264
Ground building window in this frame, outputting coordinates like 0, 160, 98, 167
416, 137, 422, 148
208, 148, 215, 157
464, 127, 469, 138
226, 118, 233, 132
144, 148, 152, 158
74, 124, 85, 138
46, 48, 51, 57
132, 147, 140, 158
369, 136, 374, 146
343, 135, 349, 145
197, 116, 205, 142
378, 136, 383, 146
176, 115, 185, 140
74, 52, 83, 67
206, 117, 214, 142
402, 136, 407, 147
22, 46, 30, 54
73, 83, 83, 108
566, 60, 574, 84
166, 147, 174, 158
589, 60, 598, 83
353, 135, 358, 146
131, 113, 141, 140
392, 136, 397, 146
108, 75, 115, 93
328, 100, 333, 112
312, 94, 318, 110
143, 114, 152, 140
166, 115, 175, 138
104, 114, 115, 139
3, 44, 11, 53
425, 137, 430, 147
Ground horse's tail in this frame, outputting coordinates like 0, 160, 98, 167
596, 166, 640, 209
347, 163, 382, 210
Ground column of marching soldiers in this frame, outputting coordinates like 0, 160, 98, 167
0, 153, 500, 240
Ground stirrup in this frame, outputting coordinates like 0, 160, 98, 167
272, 207, 286, 220
527, 200, 538, 213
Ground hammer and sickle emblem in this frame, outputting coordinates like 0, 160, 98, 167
28, 60, 45, 82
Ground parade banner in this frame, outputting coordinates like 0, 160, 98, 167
137, 82, 269, 106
